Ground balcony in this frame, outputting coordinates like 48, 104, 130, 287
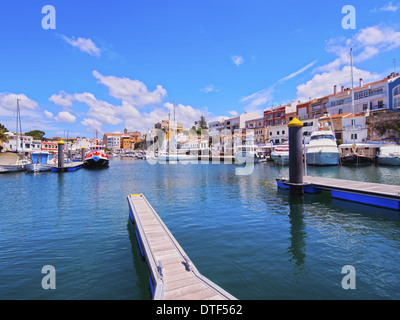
370, 104, 387, 111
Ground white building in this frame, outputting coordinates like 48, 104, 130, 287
3, 133, 41, 153
103, 133, 123, 150
268, 124, 288, 144
341, 114, 368, 144
327, 77, 390, 116
224, 112, 261, 134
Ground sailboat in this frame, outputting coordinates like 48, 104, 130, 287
0, 99, 31, 173
340, 48, 372, 166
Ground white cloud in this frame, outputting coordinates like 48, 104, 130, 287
92, 70, 167, 107
296, 66, 380, 101
232, 55, 244, 67
240, 60, 317, 111
81, 118, 103, 133
372, 2, 400, 12
200, 84, 219, 93
228, 110, 238, 116
44, 110, 54, 119
49, 91, 73, 107
240, 87, 274, 112
62, 35, 101, 57
279, 60, 318, 82
318, 25, 400, 73
55, 111, 76, 123
50, 91, 122, 125
0, 93, 38, 111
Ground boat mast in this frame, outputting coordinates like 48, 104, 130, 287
350, 48, 356, 150
16, 99, 19, 153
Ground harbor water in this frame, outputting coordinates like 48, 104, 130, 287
0, 157, 399, 300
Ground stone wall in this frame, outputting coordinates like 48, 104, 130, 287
366, 110, 400, 141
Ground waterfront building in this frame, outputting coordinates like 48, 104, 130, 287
342, 114, 368, 144
388, 73, 400, 111
40, 140, 59, 152
71, 137, 91, 151
3, 133, 41, 153
208, 117, 228, 136
308, 97, 329, 119
284, 102, 297, 124
264, 106, 286, 127
319, 113, 352, 142
268, 124, 288, 144
103, 133, 123, 151
224, 112, 261, 134
327, 74, 400, 116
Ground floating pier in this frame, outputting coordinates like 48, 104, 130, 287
127, 194, 236, 300
277, 176, 400, 211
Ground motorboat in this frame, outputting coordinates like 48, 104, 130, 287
306, 128, 340, 166
271, 143, 289, 165
377, 144, 400, 166
83, 139, 109, 169
26, 152, 54, 172
0, 152, 30, 173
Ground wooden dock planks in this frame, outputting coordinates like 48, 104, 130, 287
303, 176, 400, 200
127, 194, 236, 300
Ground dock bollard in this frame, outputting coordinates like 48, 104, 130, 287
81, 146, 86, 161
58, 140, 65, 169
288, 118, 304, 195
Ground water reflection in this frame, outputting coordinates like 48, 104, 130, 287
287, 195, 307, 277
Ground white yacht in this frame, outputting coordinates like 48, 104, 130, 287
0, 152, 30, 173
271, 142, 289, 165
377, 144, 400, 166
306, 128, 340, 166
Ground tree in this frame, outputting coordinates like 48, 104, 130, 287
198, 115, 208, 130
192, 116, 208, 131
25, 130, 46, 141
0, 123, 8, 143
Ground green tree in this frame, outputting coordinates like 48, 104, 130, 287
25, 130, 46, 140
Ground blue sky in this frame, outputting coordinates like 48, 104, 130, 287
0, 0, 399, 138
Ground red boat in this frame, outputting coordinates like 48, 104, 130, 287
83, 139, 109, 169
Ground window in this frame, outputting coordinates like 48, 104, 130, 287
338, 109, 343, 114
282, 130, 285, 135
363, 103, 368, 111
394, 86, 400, 109
351, 134, 358, 140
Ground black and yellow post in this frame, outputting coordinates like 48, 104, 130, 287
58, 140, 65, 170
288, 118, 304, 195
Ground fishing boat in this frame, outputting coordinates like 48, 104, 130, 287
26, 152, 54, 172
377, 144, 400, 166
83, 139, 109, 169
340, 48, 372, 166
0, 152, 29, 173
306, 125, 340, 166
271, 142, 289, 165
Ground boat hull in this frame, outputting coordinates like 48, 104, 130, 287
26, 163, 53, 172
377, 156, 400, 166
306, 151, 340, 166
83, 157, 109, 169
340, 154, 373, 166
0, 165, 25, 173
271, 153, 289, 165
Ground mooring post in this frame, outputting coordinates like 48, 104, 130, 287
68, 148, 72, 164
58, 140, 65, 170
288, 118, 304, 195
81, 146, 86, 161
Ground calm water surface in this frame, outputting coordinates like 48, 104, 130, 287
0, 158, 399, 300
